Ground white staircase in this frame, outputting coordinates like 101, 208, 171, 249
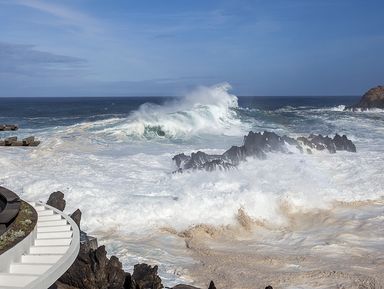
0, 202, 80, 289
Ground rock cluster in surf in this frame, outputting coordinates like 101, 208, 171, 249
348, 85, 384, 110
173, 131, 356, 172
0, 124, 40, 146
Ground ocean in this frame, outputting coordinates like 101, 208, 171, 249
0, 83, 383, 287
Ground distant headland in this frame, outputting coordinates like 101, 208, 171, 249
348, 85, 384, 110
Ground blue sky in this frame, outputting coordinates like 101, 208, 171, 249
0, 0, 383, 96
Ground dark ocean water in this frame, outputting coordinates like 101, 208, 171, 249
0, 96, 359, 129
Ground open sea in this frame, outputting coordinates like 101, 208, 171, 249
0, 84, 383, 287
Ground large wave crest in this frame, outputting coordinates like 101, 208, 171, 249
100, 83, 245, 139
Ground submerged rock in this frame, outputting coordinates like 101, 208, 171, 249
173, 131, 356, 172
349, 85, 384, 110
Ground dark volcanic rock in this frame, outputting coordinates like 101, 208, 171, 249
333, 133, 356, 152
47, 191, 66, 211
132, 264, 163, 289
70, 209, 82, 229
173, 131, 356, 172
207, 281, 216, 289
58, 245, 126, 289
350, 85, 384, 110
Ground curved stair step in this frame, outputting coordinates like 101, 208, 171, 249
37, 231, 73, 239
37, 210, 54, 216
21, 254, 63, 264
34, 238, 72, 246
10, 264, 51, 275
37, 219, 68, 227
37, 225, 71, 233
37, 214, 62, 222
29, 245, 70, 255
0, 273, 39, 287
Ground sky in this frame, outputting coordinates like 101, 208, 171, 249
0, 0, 383, 97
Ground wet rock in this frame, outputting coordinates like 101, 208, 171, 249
333, 133, 356, 152
173, 131, 357, 172
349, 85, 384, 110
70, 209, 82, 229
207, 281, 216, 289
47, 191, 66, 211
132, 264, 163, 289
0, 124, 18, 131
58, 245, 126, 289
69, 208, 99, 251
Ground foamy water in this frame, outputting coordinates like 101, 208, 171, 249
0, 84, 383, 287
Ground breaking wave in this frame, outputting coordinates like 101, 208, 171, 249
91, 83, 246, 140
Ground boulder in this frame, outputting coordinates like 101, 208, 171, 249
47, 191, 66, 211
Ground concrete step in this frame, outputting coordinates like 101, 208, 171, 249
37, 210, 54, 216
29, 245, 70, 255
37, 219, 67, 227
0, 273, 39, 287
21, 254, 63, 264
10, 263, 51, 275
33, 205, 45, 212
34, 238, 72, 246
36, 231, 72, 240
37, 225, 71, 233
37, 231, 73, 239
38, 214, 62, 222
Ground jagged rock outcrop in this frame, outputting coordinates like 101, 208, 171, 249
173, 131, 356, 172
132, 264, 163, 289
70, 209, 82, 228
47, 191, 66, 211
348, 85, 384, 110
56, 245, 126, 289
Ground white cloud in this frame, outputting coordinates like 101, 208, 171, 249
9, 0, 102, 34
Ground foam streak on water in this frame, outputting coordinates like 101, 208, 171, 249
0, 84, 383, 287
